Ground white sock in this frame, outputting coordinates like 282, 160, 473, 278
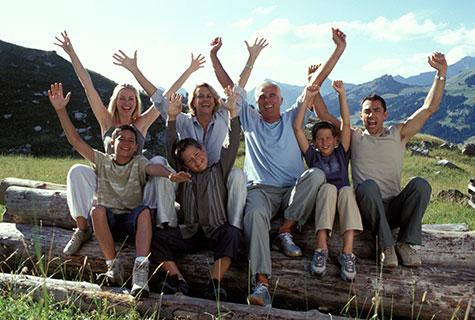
106, 258, 119, 267
135, 256, 149, 263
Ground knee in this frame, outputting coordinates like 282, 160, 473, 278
150, 156, 167, 166
356, 179, 379, 198
224, 226, 243, 242
90, 206, 106, 221
67, 164, 90, 180
228, 168, 247, 186
339, 186, 354, 196
306, 168, 326, 186
409, 177, 432, 196
321, 183, 338, 194
244, 207, 268, 227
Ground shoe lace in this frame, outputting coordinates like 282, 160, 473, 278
400, 243, 416, 255
313, 250, 326, 266
254, 283, 269, 295
343, 254, 355, 272
280, 232, 294, 243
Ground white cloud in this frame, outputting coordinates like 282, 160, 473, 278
205, 21, 215, 28
362, 58, 403, 73
446, 45, 475, 64
363, 53, 435, 77
436, 27, 475, 45
231, 18, 253, 30
252, 6, 277, 15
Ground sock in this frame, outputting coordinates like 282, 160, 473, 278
106, 258, 119, 267
135, 256, 149, 263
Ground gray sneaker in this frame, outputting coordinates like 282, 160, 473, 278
272, 232, 302, 257
131, 259, 150, 298
310, 248, 328, 276
248, 283, 271, 307
380, 245, 398, 268
396, 243, 421, 267
63, 228, 92, 255
337, 253, 356, 282
97, 260, 124, 286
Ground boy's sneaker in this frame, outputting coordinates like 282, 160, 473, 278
131, 259, 150, 298
204, 278, 227, 301
63, 228, 92, 255
160, 274, 190, 295
248, 283, 271, 307
272, 232, 302, 257
337, 253, 356, 282
97, 260, 124, 286
396, 243, 421, 267
380, 246, 398, 268
310, 248, 328, 276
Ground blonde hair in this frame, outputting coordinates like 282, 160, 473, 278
107, 84, 141, 122
189, 83, 221, 116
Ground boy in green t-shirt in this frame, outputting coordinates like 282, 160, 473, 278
48, 83, 190, 298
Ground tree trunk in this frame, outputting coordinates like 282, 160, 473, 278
0, 177, 66, 205
0, 222, 473, 319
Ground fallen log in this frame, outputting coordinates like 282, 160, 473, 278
3, 183, 475, 269
0, 273, 347, 320
0, 177, 66, 205
0, 222, 473, 319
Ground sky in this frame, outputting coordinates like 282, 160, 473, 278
1, 0, 474, 97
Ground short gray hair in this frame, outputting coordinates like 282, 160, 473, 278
254, 81, 282, 102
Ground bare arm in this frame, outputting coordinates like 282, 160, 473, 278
332, 80, 351, 152
237, 38, 269, 88
293, 86, 320, 154
397, 52, 448, 145
309, 28, 346, 87
209, 37, 234, 89
48, 83, 94, 163
113, 50, 157, 96
163, 53, 205, 99
54, 31, 112, 133
145, 163, 191, 182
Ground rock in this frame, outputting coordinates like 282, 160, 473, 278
74, 112, 87, 120
34, 126, 42, 132
437, 189, 469, 202
420, 140, 433, 149
410, 146, 430, 157
462, 143, 475, 156
4, 114, 12, 119
439, 142, 458, 150
32, 100, 39, 104
437, 159, 461, 170
43, 61, 56, 67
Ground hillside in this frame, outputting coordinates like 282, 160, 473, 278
0, 40, 166, 157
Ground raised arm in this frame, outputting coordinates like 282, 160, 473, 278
54, 31, 112, 132
397, 52, 448, 145
48, 83, 94, 163
237, 38, 269, 88
210, 37, 234, 89
113, 50, 157, 96
332, 80, 351, 152
309, 64, 341, 127
309, 28, 346, 87
165, 94, 184, 170
163, 53, 205, 99
294, 85, 320, 154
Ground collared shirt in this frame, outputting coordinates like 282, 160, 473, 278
238, 88, 312, 187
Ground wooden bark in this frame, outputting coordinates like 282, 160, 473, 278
0, 273, 347, 320
0, 177, 66, 205
0, 222, 473, 319
3, 184, 475, 269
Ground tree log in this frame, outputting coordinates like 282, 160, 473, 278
0, 177, 66, 205
0, 273, 348, 320
0, 222, 473, 319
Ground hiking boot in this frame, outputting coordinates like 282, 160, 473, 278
337, 253, 357, 282
396, 243, 421, 267
97, 259, 124, 286
272, 232, 302, 257
160, 274, 190, 295
63, 228, 92, 255
204, 278, 227, 301
248, 283, 271, 307
380, 246, 398, 268
131, 259, 150, 298
310, 248, 328, 276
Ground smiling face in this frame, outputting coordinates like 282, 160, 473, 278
111, 128, 138, 162
360, 100, 388, 135
116, 88, 137, 118
256, 84, 283, 124
181, 145, 208, 173
191, 86, 217, 117
313, 128, 338, 157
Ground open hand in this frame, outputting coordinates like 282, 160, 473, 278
428, 52, 448, 74
245, 38, 269, 59
220, 86, 241, 112
305, 85, 320, 99
54, 31, 74, 55
48, 83, 71, 111
168, 93, 183, 116
332, 28, 347, 48
113, 50, 138, 71
169, 171, 192, 183
190, 53, 206, 72
210, 37, 223, 56
307, 64, 322, 84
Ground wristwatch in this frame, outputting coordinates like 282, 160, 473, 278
435, 75, 446, 81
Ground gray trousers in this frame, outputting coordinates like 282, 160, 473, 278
244, 168, 326, 277
355, 177, 431, 249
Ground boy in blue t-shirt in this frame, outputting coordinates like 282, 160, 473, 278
293, 77, 362, 281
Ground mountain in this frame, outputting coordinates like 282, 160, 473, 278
0, 40, 165, 157
394, 56, 475, 86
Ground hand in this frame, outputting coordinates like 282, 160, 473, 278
189, 53, 206, 73
428, 52, 448, 74
332, 80, 346, 94
307, 64, 321, 84
54, 31, 74, 56
210, 37, 223, 56
245, 37, 269, 59
48, 83, 71, 111
304, 85, 320, 100
220, 86, 241, 112
169, 171, 192, 183
331, 28, 347, 49
168, 93, 183, 116
112, 50, 138, 72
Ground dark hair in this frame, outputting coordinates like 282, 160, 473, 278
360, 93, 386, 111
173, 138, 202, 167
111, 124, 138, 143
311, 121, 338, 141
